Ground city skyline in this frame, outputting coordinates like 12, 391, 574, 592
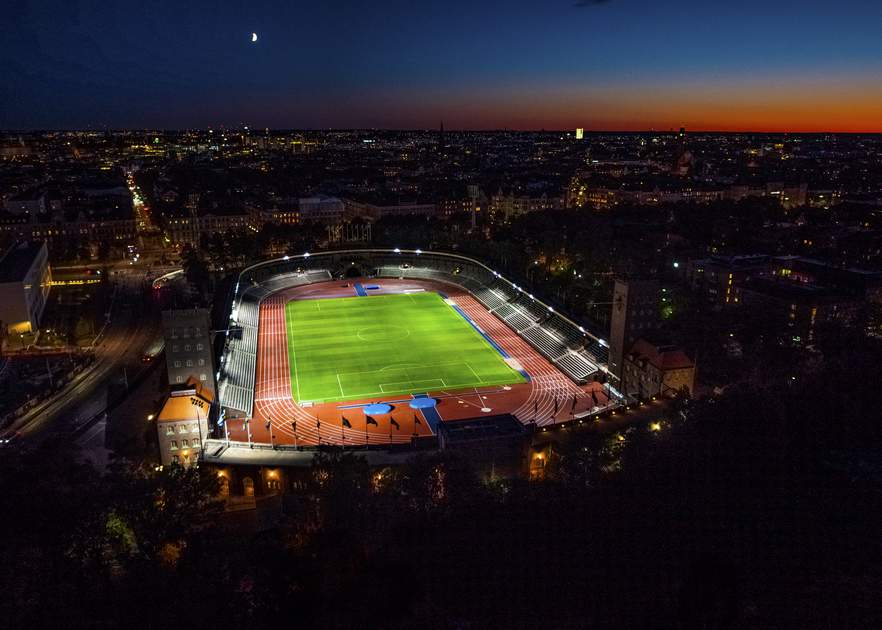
3, 0, 882, 131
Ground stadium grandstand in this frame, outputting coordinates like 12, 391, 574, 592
208, 249, 620, 462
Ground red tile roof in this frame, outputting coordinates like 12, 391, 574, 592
628, 338, 694, 371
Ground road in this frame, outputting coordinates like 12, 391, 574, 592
9, 269, 161, 445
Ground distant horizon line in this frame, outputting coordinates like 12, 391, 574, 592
3, 127, 882, 135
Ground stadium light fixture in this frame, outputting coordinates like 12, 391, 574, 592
578, 326, 585, 332
283, 255, 289, 261
673, 261, 680, 268
415, 249, 422, 255
394, 248, 401, 253
548, 307, 554, 312
304, 252, 310, 258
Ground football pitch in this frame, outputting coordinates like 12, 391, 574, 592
284, 292, 526, 403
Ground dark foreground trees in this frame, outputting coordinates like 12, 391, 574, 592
2, 336, 882, 629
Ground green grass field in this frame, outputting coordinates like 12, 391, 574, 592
285, 292, 525, 403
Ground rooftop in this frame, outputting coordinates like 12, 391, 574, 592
628, 338, 695, 371
157, 380, 213, 423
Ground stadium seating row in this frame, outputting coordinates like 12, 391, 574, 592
373, 259, 603, 384
218, 269, 331, 415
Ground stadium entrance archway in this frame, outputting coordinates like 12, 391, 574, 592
336, 257, 372, 279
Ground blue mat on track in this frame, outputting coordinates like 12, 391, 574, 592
411, 394, 442, 432
354, 283, 368, 297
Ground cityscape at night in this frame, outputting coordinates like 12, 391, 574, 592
2, 1, 882, 629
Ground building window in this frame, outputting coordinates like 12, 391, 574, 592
174, 360, 181, 368
186, 360, 193, 367
166, 426, 175, 435
196, 343, 204, 351
198, 359, 205, 366
175, 376, 183, 383
182, 439, 189, 447
200, 373, 207, 381
170, 440, 178, 450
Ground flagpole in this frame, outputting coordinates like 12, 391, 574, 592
292, 421, 298, 449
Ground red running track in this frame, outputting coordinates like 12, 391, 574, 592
225, 278, 611, 447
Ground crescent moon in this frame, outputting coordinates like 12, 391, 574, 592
251, 32, 258, 43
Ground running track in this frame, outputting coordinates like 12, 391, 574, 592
231, 278, 611, 447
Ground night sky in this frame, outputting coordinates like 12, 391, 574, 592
3, 0, 882, 131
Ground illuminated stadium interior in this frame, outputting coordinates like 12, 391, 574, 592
215, 249, 620, 449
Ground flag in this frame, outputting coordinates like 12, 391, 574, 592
414, 413, 422, 426
342, 416, 352, 429
291, 421, 297, 432
218, 409, 225, 426
591, 391, 598, 406
534, 400, 538, 415
390, 418, 400, 430
554, 397, 559, 413
316, 419, 321, 429
365, 415, 378, 426
571, 394, 577, 412
265, 419, 271, 430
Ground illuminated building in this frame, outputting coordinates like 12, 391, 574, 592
622, 338, 695, 399
162, 308, 216, 397
0, 241, 51, 334
155, 380, 212, 467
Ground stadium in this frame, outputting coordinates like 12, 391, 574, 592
212, 249, 620, 452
